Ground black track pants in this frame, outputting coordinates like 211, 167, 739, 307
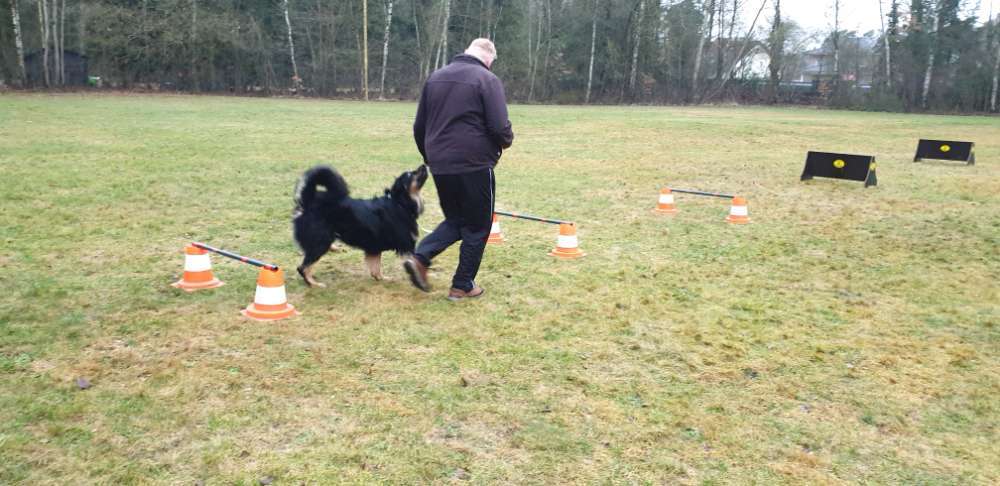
414, 168, 495, 292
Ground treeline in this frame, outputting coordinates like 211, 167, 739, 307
1, 0, 998, 112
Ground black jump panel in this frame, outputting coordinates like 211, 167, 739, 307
801, 151, 877, 188
914, 139, 975, 165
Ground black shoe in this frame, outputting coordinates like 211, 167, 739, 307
403, 257, 431, 292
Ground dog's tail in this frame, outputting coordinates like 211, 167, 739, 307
294, 165, 349, 211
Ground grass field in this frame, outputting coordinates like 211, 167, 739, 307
1, 93, 998, 484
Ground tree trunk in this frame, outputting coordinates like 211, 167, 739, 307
436, 0, 451, 70
541, 0, 553, 100
991, 18, 999, 112
412, 0, 424, 80
921, 1, 940, 109
191, 0, 197, 91
492, 4, 502, 40
378, 0, 393, 100
58, 0, 66, 85
528, 2, 543, 101
833, 0, 840, 78
878, 0, 891, 88
304, 16, 319, 91
38, 0, 51, 87
692, 0, 716, 99
283, 0, 301, 91
714, 0, 725, 81
767, 0, 783, 103
628, 0, 644, 98
10, 0, 27, 86
361, 0, 369, 99
50, 0, 59, 86
585, 0, 598, 104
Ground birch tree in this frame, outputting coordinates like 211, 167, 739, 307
434, 0, 451, 71
585, 0, 598, 104
378, 0, 394, 100
922, 0, 941, 109
10, 0, 27, 86
991, 15, 999, 111
38, 0, 51, 87
628, 0, 645, 97
361, 0, 369, 99
282, 0, 301, 92
692, 0, 716, 98
58, 0, 66, 85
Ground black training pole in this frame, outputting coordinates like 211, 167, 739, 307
191, 242, 280, 272
668, 188, 735, 199
495, 210, 571, 226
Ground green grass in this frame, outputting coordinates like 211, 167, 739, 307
1, 93, 998, 484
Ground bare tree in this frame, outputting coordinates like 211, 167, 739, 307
282, 0, 301, 92
767, 0, 784, 103
832, 0, 840, 78
922, 0, 940, 109
58, 0, 66, 85
628, 0, 645, 97
434, 0, 451, 71
361, 0, 369, 99
38, 0, 51, 87
585, 0, 598, 104
378, 0, 394, 100
878, 0, 891, 88
692, 0, 716, 98
191, 0, 198, 90
527, 0, 544, 101
704, 0, 766, 100
10, 0, 27, 86
992, 14, 999, 111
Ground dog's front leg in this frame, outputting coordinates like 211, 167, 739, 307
365, 253, 383, 281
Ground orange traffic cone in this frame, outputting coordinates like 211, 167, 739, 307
549, 223, 586, 259
653, 187, 678, 214
241, 268, 299, 321
725, 196, 751, 224
487, 213, 504, 244
172, 244, 224, 291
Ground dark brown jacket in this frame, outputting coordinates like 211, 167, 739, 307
413, 54, 514, 175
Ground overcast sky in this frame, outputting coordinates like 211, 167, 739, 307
744, 0, 996, 35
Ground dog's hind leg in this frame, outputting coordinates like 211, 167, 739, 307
297, 239, 333, 288
365, 253, 383, 281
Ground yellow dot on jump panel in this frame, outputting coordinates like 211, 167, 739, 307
941, 144, 951, 152
870, 162, 877, 170
833, 159, 846, 168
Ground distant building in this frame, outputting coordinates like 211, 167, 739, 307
24, 51, 89, 87
734, 45, 772, 80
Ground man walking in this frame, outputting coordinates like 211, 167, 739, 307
404, 38, 514, 300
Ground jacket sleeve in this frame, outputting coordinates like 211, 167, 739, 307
482, 76, 514, 149
413, 86, 428, 162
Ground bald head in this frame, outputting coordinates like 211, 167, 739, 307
465, 38, 497, 68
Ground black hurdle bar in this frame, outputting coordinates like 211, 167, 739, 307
494, 210, 571, 226
191, 242, 280, 272
668, 188, 735, 199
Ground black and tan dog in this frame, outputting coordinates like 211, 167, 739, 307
292, 164, 429, 287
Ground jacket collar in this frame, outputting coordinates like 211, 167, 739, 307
451, 54, 489, 70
